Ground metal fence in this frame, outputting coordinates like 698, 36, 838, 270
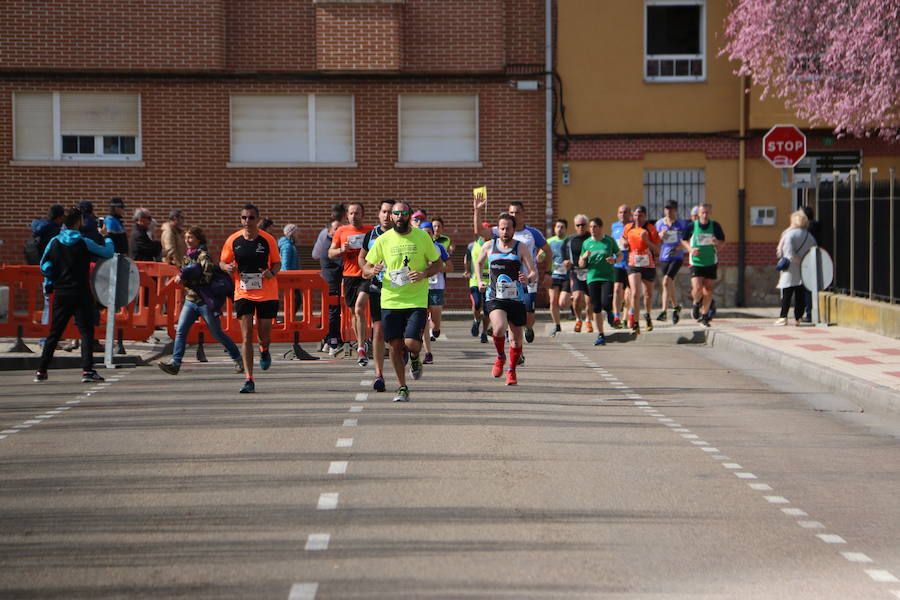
813, 168, 896, 304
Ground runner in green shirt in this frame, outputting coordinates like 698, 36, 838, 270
680, 203, 726, 327
363, 202, 441, 402
464, 222, 492, 342
578, 217, 622, 346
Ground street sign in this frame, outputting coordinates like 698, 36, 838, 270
91, 255, 140, 309
763, 124, 807, 168
801, 247, 834, 326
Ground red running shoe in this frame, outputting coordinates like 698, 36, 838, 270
492, 356, 505, 378
505, 369, 518, 385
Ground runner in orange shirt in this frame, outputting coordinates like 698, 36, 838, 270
329, 202, 374, 365
621, 205, 661, 335
220, 203, 281, 393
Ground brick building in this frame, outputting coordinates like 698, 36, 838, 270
1, 0, 549, 309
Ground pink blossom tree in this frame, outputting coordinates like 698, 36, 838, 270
721, 0, 899, 140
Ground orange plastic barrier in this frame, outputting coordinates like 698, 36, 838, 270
0, 264, 360, 346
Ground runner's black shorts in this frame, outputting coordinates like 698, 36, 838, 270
343, 276, 366, 308
659, 259, 683, 279
234, 299, 279, 319
569, 274, 589, 293
551, 276, 571, 293
690, 264, 718, 280
485, 299, 527, 327
626, 266, 656, 282
369, 291, 382, 322
382, 307, 427, 342
587, 280, 614, 314
615, 267, 629, 286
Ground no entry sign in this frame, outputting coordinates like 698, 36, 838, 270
763, 124, 807, 168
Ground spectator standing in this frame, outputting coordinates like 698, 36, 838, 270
130, 208, 162, 261
279, 224, 300, 270
105, 198, 129, 255
800, 205, 821, 322
161, 209, 187, 266
775, 210, 817, 326
28, 204, 65, 263
33, 207, 114, 383
77, 201, 105, 245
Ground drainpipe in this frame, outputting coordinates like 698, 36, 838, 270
736, 75, 749, 307
545, 0, 553, 235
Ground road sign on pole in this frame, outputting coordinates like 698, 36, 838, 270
763, 124, 807, 168
801, 247, 834, 327
91, 255, 140, 369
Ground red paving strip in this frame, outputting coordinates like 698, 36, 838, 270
797, 344, 835, 352
837, 356, 881, 365
832, 337, 866, 344
798, 328, 828, 334
873, 348, 900, 356
765, 334, 799, 340
887, 372, 900, 380
736, 326, 764, 331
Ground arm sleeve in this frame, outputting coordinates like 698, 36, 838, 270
220, 234, 235, 264
85, 237, 115, 259
424, 237, 440, 262
365, 238, 383, 265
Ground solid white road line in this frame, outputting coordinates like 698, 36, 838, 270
336, 438, 353, 448
288, 582, 319, 600
328, 461, 348, 475
305, 534, 330, 551
317, 493, 339, 510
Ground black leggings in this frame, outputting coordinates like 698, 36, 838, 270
587, 280, 613, 315
39, 293, 96, 372
780, 285, 806, 320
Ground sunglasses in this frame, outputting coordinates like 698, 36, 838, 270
393, 211, 410, 216
575, 223, 587, 226
240, 215, 257, 220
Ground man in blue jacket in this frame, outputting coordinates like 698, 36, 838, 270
34, 207, 115, 383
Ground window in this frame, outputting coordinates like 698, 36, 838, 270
230, 95, 354, 165
13, 92, 141, 161
644, 1, 705, 82
643, 169, 705, 220
398, 95, 479, 165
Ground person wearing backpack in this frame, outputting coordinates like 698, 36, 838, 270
158, 226, 243, 375
26, 204, 65, 264
33, 207, 114, 383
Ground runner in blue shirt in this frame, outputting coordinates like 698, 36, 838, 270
654, 200, 691, 324
609, 204, 632, 329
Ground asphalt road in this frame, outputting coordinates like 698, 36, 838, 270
1, 321, 899, 599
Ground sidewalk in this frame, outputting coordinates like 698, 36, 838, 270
541, 306, 900, 416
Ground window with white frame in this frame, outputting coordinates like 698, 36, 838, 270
643, 169, 705, 220
230, 94, 354, 164
13, 92, 141, 161
644, 1, 705, 82
398, 95, 478, 164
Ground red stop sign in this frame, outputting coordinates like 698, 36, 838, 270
763, 124, 807, 168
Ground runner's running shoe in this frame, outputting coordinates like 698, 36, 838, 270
524, 327, 534, 343
644, 313, 654, 332
471, 319, 480, 337
423, 352, 434, 365
505, 369, 518, 385
692, 302, 702, 321
631, 322, 641, 336
551, 324, 561, 337
672, 305, 681, 325
593, 334, 606, 346
239, 378, 255, 393
700, 315, 711, 328
492, 356, 506, 378
357, 349, 368, 367
612, 317, 622, 329
586, 321, 594, 333
393, 386, 410, 402
33, 371, 47, 382
81, 370, 104, 383
574, 320, 583, 333
259, 347, 272, 371
517, 354, 525, 366
233, 359, 244, 374
708, 299, 717, 320
480, 331, 488, 344
607, 312, 615, 327
158, 361, 180, 375
373, 376, 386, 392
410, 355, 424, 380
656, 311, 667, 322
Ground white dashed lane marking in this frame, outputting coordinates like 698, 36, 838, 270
317, 493, 339, 510
865, 570, 900, 583
288, 582, 319, 600
841, 552, 874, 563
328, 461, 348, 475
336, 438, 353, 448
343, 419, 358, 427
305, 534, 330, 552
355, 393, 368, 402
817, 534, 847, 544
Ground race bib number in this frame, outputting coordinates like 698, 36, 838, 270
388, 267, 411, 287
575, 268, 588, 281
617, 237, 628, 250
633, 253, 651, 267
663, 230, 681, 244
696, 233, 715, 246
347, 234, 365, 250
526, 281, 538, 294
496, 278, 519, 300
553, 262, 568, 276
428, 274, 439, 286
239, 272, 263, 290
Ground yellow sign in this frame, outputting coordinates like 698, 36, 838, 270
473, 186, 487, 202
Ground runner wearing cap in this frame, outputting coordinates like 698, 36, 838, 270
578, 217, 621, 346
465, 220, 493, 343
544, 218, 571, 336
654, 200, 690, 324
362, 202, 441, 402
681, 203, 725, 327
563, 214, 594, 333
610, 204, 632, 329
621, 205, 661, 335
220, 203, 281, 393
418, 220, 451, 364
475, 212, 537, 385
358, 200, 394, 391
329, 203, 374, 366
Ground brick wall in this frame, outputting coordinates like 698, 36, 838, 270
226, 0, 316, 71
0, 0, 226, 72
404, 1, 506, 72
316, 3, 403, 71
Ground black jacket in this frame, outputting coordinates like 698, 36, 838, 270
130, 224, 162, 261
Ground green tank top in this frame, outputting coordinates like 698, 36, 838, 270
468, 238, 489, 287
690, 219, 718, 267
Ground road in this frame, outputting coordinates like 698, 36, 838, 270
1, 320, 899, 599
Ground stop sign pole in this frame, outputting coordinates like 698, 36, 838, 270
762, 124, 815, 190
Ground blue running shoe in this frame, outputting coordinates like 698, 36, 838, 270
260, 347, 272, 371
239, 378, 255, 393
593, 334, 606, 346
373, 376, 386, 392
470, 319, 480, 337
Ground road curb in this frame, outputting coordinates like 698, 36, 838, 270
706, 329, 900, 417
